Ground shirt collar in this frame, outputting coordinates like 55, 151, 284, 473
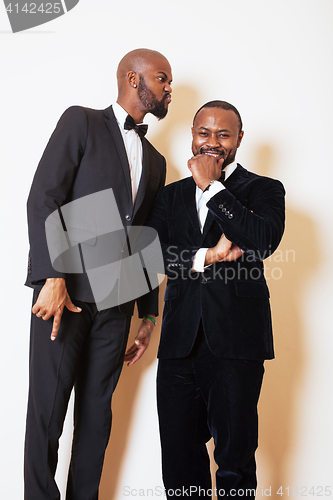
112, 102, 129, 130
112, 102, 147, 130
223, 160, 237, 180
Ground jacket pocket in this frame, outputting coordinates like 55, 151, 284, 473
164, 284, 180, 301
235, 281, 270, 298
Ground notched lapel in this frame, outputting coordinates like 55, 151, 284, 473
104, 105, 132, 201
223, 164, 249, 194
133, 138, 150, 216
201, 211, 215, 241
181, 178, 201, 236
202, 165, 250, 240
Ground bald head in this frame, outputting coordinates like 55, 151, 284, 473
117, 48, 170, 92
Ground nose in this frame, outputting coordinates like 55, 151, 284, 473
206, 134, 220, 148
164, 82, 172, 93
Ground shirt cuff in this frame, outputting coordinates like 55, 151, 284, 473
202, 180, 225, 203
192, 248, 209, 272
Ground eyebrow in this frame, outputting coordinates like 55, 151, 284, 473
198, 126, 231, 133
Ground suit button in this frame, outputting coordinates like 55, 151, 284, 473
228, 214, 233, 219
225, 211, 230, 215
222, 207, 226, 212
202, 277, 208, 284
219, 204, 224, 209
125, 215, 132, 222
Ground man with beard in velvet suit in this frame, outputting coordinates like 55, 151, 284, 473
24, 49, 172, 500
146, 101, 285, 499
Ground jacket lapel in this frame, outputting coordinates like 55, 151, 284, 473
181, 177, 202, 236
201, 164, 250, 240
103, 105, 132, 202
133, 138, 149, 216
223, 164, 249, 194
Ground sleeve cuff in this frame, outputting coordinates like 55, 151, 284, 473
192, 248, 209, 272
202, 180, 225, 203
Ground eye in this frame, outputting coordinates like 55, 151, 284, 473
199, 132, 208, 137
157, 76, 165, 82
219, 134, 229, 139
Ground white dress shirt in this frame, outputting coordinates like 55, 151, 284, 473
192, 160, 238, 272
113, 102, 147, 204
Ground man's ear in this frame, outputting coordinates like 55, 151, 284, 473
127, 71, 138, 89
191, 126, 194, 137
237, 130, 244, 148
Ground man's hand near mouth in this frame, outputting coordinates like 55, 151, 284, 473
188, 150, 225, 191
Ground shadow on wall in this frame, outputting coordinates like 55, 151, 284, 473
253, 145, 318, 492
99, 85, 202, 500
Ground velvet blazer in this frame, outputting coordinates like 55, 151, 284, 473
25, 105, 166, 316
146, 165, 285, 360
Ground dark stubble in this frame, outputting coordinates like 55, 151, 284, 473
138, 75, 169, 120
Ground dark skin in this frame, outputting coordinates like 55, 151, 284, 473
188, 107, 245, 264
32, 50, 172, 366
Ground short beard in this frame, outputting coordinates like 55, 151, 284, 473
137, 75, 169, 120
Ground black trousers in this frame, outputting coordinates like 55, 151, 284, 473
157, 325, 264, 500
24, 290, 131, 500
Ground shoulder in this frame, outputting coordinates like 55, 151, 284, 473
58, 105, 104, 125
237, 164, 285, 194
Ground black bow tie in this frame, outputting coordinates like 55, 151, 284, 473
124, 114, 148, 138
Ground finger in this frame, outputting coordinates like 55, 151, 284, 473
32, 302, 40, 314
124, 350, 138, 362
50, 310, 63, 341
217, 156, 225, 170
42, 310, 53, 321
124, 344, 138, 359
127, 345, 146, 366
65, 297, 82, 313
223, 247, 244, 261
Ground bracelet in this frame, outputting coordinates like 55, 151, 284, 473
143, 315, 156, 325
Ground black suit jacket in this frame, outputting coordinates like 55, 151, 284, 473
25, 105, 166, 316
146, 165, 285, 360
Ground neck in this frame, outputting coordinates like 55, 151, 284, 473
116, 97, 146, 124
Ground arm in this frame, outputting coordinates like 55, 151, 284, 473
27, 107, 88, 337
207, 178, 285, 257
188, 153, 285, 258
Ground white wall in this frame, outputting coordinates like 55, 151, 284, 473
1, 0, 332, 498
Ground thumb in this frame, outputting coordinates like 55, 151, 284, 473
65, 295, 82, 313
217, 157, 225, 172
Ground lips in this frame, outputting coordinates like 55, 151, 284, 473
200, 148, 225, 158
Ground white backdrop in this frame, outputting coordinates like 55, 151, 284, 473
1, 1, 332, 498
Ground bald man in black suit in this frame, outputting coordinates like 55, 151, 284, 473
24, 49, 172, 500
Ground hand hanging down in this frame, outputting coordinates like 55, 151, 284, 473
31, 278, 81, 341
124, 316, 156, 366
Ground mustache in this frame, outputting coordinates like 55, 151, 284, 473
199, 147, 226, 157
